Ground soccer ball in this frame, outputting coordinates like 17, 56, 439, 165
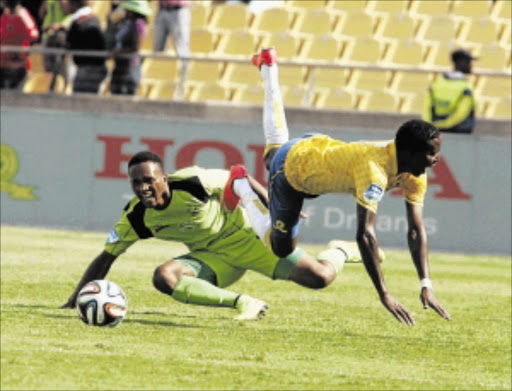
76, 280, 127, 327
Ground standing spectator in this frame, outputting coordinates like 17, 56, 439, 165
109, 0, 151, 96
65, 0, 107, 94
153, 0, 190, 96
423, 49, 477, 134
0, 0, 39, 90
39, 0, 69, 76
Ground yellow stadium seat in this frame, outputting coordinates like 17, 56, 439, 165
460, 17, 499, 45
348, 70, 391, 91
392, 72, 432, 94
141, 24, 154, 51
293, 8, 334, 36
251, 7, 295, 33
90, 0, 111, 30
367, 0, 408, 15
490, 97, 512, 118
409, 0, 452, 17
190, 29, 216, 54
29, 50, 44, 73
311, 67, 348, 89
335, 10, 376, 38
492, 0, 512, 21
209, 4, 249, 31
315, 88, 355, 109
142, 58, 178, 80
342, 37, 383, 64
289, 0, 327, 9
475, 44, 510, 71
190, 2, 209, 29
223, 63, 260, 85
282, 85, 309, 107
401, 93, 426, 114
216, 30, 257, 56
233, 84, 264, 105
187, 61, 223, 83
477, 75, 512, 98
375, 13, 417, 42
23, 72, 64, 94
359, 90, 399, 112
137, 78, 155, 98
419, 15, 457, 43
279, 65, 307, 87
300, 35, 341, 61
262, 32, 300, 59
327, 0, 367, 14
428, 41, 458, 68
452, 0, 492, 18
147, 80, 176, 100
385, 39, 426, 66
188, 82, 229, 102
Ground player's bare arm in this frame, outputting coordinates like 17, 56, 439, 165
356, 204, 415, 325
61, 250, 117, 308
405, 202, 451, 320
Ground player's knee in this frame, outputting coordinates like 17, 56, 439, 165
308, 269, 332, 289
152, 263, 180, 295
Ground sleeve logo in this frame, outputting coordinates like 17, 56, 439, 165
106, 228, 120, 244
364, 184, 384, 202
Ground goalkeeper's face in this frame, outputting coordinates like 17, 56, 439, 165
129, 161, 170, 210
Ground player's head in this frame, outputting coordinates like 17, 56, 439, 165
395, 119, 441, 177
128, 151, 170, 209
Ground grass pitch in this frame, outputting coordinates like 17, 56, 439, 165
1, 225, 510, 390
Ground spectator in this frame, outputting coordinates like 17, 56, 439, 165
39, 0, 69, 78
0, 0, 39, 90
104, 1, 123, 50
423, 49, 477, 134
153, 0, 190, 97
109, 0, 151, 96
65, 0, 107, 94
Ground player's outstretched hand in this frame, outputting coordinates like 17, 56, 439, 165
420, 288, 451, 320
380, 292, 415, 325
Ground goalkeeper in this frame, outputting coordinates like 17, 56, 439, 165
61, 151, 363, 320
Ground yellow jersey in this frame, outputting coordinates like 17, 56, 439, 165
283, 135, 427, 212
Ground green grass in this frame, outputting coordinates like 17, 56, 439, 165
1, 225, 511, 391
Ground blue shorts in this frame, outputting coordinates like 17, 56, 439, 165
268, 134, 318, 245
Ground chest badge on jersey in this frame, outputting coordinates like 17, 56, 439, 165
364, 184, 384, 202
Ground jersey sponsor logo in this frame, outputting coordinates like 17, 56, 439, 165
273, 220, 288, 233
364, 184, 384, 202
106, 228, 120, 243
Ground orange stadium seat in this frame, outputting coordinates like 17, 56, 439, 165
251, 7, 295, 33
300, 35, 342, 62
452, 0, 493, 18
293, 8, 334, 36
216, 30, 257, 56
315, 88, 355, 110
209, 4, 249, 31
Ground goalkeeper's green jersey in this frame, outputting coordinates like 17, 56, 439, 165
104, 166, 251, 257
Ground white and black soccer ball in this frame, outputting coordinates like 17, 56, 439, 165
76, 280, 127, 327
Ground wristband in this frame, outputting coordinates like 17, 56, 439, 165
420, 278, 433, 290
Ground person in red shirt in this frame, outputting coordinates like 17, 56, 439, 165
0, 0, 39, 89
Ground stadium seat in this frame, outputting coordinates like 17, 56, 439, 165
223, 63, 260, 85
385, 39, 426, 66
409, 0, 452, 18
137, 78, 155, 98
279, 65, 307, 87
187, 61, 223, 83
289, 0, 327, 9
418, 15, 458, 43
358, 90, 399, 112
348, 70, 391, 91
89, 0, 111, 30
262, 32, 300, 59
428, 41, 458, 68
401, 93, 426, 114
216, 30, 257, 56
327, 0, 367, 15
232, 84, 264, 105
477, 75, 512, 98
335, 10, 376, 38
142, 58, 178, 80
315, 88, 355, 109
29, 50, 44, 73
452, 0, 492, 18
310, 67, 348, 89
475, 44, 510, 71
367, 0, 409, 16
341, 37, 383, 64
293, 8, 334, 36
375, 13, 417, 42
251, 7, 295, 33
489, 97, 512, 118
147, 80, 176, 101
23, 72, 64, 94
300, 35, 341, 61
188, 81, 229, 102
492, 0, 512, 21
282, 85, 309, 107
141, 24, 154, 51
392, 72, 432, 94
460, 17, 499, 45
190, 2, 209, 29
190, 29, 216, 54
209, 4, 249, 31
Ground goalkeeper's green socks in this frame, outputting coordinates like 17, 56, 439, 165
171, 275, 239, 308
